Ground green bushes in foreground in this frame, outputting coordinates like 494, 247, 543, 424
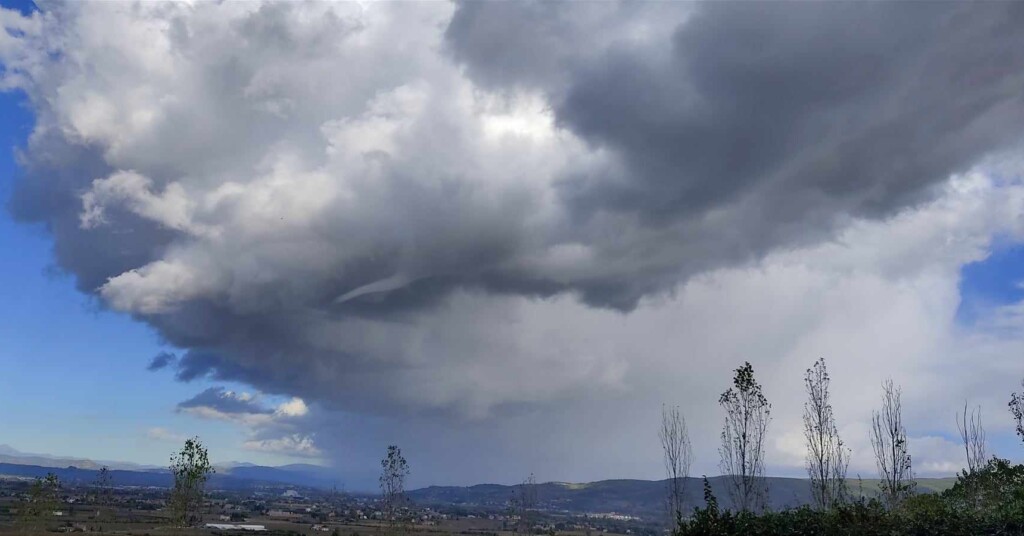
676, 459, 1024, 536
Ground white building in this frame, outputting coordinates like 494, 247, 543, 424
204, 524, 268, 532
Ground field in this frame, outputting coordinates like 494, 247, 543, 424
0, 514, 631, 536
0, 477, 636, 536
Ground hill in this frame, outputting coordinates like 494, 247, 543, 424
0, 444, 161, 472
0, 447, 335, 490
408, 476, 958, 519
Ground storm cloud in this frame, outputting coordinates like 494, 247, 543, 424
4, 1, 1024, 483
448, 2, 1024, 304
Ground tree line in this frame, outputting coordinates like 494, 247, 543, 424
662, 359, 1024, 535
163, 440, 410, 528
13, 438, 412, 530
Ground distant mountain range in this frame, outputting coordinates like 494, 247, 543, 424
408, 477, 956, 518
0, 444, 162, 472
0, 444, 337, 490
0, 445, 957, 518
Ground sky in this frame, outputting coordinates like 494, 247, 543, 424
3, 1, 1024, 491
0, 86, 303, 468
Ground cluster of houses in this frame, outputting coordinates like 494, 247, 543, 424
0, 479, 651, 536
204, 523, 267, 532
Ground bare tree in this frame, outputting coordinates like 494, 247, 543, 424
956, 401, 987, 474
660, 404, 693, 524
511, 473, 537, 534
379, 445, 410, 528
956, 401, 988, 509
95, 466, 112, 489
93, 466, 113, 520
803, 358, 849, 509
719, 362, 771, 512
169, 437, 215, 527
870, 379, 914, 508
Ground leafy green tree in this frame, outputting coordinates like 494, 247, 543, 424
169, 437, 215, 526
1009, 380, 1024, 445
19, 472, 60, 530
944, 458, 1024, 516
681, 477, 723, 535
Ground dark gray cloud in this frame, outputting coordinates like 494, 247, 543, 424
447, 1, 1024, 307
177, 387, 272, 416
563, 3, 1024, 215
444, 2, 686, 94
146, 351, 177, 371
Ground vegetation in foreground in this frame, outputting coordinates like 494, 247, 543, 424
665, 359, 1024, 535
676, 459, 1024, 535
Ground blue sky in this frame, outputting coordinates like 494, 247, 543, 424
0, 0, 297, 465
0, 79, 294, 465
958, 242, 1024, 326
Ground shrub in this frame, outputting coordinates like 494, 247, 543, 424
675, 464, 1024, 536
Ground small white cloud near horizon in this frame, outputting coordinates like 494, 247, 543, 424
146, 427, 187, 443
175, 387, 320, 460
275, 398, 309, 418
243, 434, 323, 458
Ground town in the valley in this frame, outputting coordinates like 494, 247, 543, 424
0, 475, 653, 536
